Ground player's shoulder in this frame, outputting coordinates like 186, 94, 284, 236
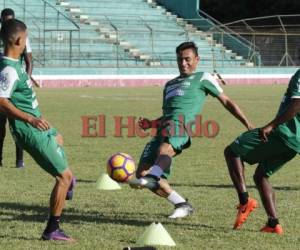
289, 69, 300, 87
166, 75, 181, 85
0, 65, 19, 94
0, 65, 19, 84
197, 72, 215, 82
0, 64, 18, 76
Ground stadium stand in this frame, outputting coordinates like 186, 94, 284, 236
54, 0, 252, 68
0, 0, 253, 69
0, 0, 298, 87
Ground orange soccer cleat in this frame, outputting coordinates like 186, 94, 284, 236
260, 224, 283, 234
233, 197, 258, 229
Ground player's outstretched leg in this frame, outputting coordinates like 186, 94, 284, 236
155, 178, 194, 219
42, 169, 75, 242
130, 143, 194, 219
168, 200, 194, 219
129, 153, 172, 190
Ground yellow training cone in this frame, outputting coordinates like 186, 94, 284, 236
137, 222, 176, 246
96, 174, 121, 190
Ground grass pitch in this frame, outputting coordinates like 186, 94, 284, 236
1, 85, 300, 250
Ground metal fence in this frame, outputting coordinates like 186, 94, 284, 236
1, 0, 80, 66
222, 15, 300, 66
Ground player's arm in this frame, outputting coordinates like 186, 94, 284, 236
30, 76, 40, 88
201, 73, 253, 130
24, 54, 40, 88
138, 116, 162, 130
260, 98, 300, 142
24, 52, 33, 76
24, 37, 40, 87
0, 97, 50, 130
24, 37, 33, 76
217, 93, 254, 130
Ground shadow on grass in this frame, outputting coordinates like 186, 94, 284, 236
171, 183, 300, 191
0, 234, 40, 241
0, 202, 214, 230
76, 178, 95, 183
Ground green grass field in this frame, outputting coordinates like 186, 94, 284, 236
1, 85, 300, 250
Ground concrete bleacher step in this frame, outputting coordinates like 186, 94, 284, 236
176, 17, 186, 25
185, 24, 194, 29
99, 35, 117, 43
186, 27, 197, 32
139, 54, 152, 60
104, 33, 117, 39
205, 38, 215, 46
126, 48, 141, 56
85, 20, 100, 26
243, 62, 254, 67
147, 0, 157, 7
146, 60, 161, 66
57, 2, 70, 7
194, 30, 204, 35
95, 27, 113, 33
75, 15, 89, 21
64, 6, 82, 13
118, 41, 132, 48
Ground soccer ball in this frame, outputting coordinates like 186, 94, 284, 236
107, 153, 136, 182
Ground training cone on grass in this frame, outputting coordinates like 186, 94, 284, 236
96, 173, 121, 190
136, 222, 176, 247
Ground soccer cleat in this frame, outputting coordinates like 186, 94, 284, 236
16, 160, 24, 168
168, 201, 194, 219
66, 176, 76, 200
233, 197, 258, 229
41, 229, 75, 242
128, 175, 160, 190
260, 224, 283, 234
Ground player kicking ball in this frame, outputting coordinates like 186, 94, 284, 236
224, 70, 300, 234
129, 41, 253, 219
0, 19, 75, 241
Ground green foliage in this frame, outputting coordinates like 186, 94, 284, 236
1, 86, 300, 249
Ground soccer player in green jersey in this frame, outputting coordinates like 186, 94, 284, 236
129, 41, 253, 218
224, 71, 300, 234
0, 8, 37, 168
0, 19, 75, 241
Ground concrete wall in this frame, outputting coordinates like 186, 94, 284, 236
156, 0, 200, 19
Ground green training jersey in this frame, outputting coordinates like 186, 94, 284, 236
275, 69, 300, 153
162, 72, 223, 123
0, 56, 40, 118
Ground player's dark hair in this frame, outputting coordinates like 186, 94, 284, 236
1, 8, 15, 20
0, 19, 27, 45
176, 41, 198, 56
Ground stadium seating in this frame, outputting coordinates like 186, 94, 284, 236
0, 0, 251, 69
